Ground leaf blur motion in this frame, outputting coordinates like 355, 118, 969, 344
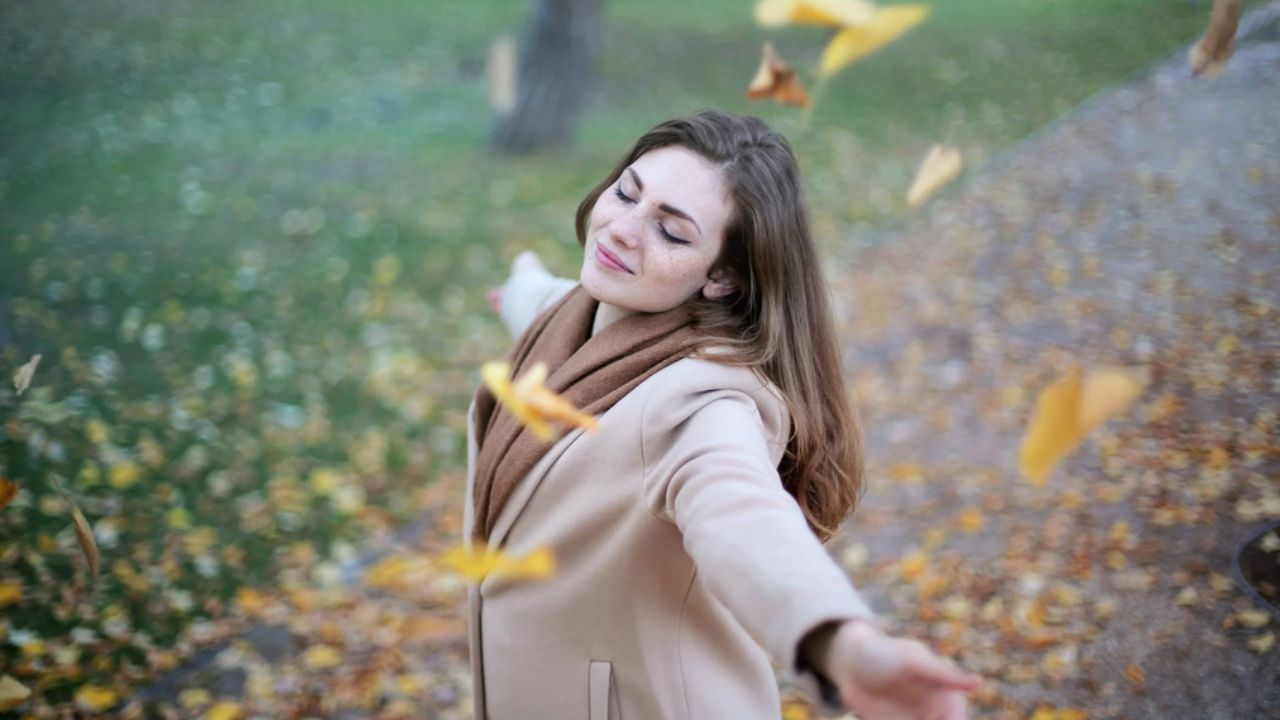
1018, 365, 1149, 486
438, 544, 556, 584
481, 361, 599, 442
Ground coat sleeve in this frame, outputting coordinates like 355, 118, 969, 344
639, 366, 877, 709
498, 265, 578, 339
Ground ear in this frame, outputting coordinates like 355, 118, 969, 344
701, 270, 737, 300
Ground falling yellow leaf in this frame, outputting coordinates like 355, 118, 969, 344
1079, 367, 1149, 435
439, 544, 556, 584
906, 144, 962, 207
1189, 0, 1242, 77
303, 644, 343, 670
819, 5, 930, 76
74, 685, 119, 713
747, 43, 811, 109
1018, 365, 1147, 485
12, 354, 41, 395
0, 675, 31, 711
206, 701, 243, 720
482, 361, 598, 442
0, 479, 16, 511
70, 504, 100, 580
755, 0, 875, 27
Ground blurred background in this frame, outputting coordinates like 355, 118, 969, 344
2, 0, 1277, 717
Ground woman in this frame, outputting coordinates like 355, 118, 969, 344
466, 110, 979, 719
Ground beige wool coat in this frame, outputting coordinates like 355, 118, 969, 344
463, 266, 876, 719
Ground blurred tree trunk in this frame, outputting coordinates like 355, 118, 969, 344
491, 0, 601, 155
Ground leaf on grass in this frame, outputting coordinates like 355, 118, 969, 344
747, 43, 811, 108
13, 354, 41, 395
439, 544, 555, 584
482, 361, 598, 442
755, 0, 876, 28
71, 504, 100, 580
0, 479, 16, 511
0, 675, 31, 712
1189, 0, 1243, 77
1018, 365, 1148, 485
906, 143, 962, 207
820, 5, 930, 76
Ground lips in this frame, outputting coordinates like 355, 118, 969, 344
595, 243, 633, 274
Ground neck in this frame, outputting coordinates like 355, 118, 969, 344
591, 301, 634, 337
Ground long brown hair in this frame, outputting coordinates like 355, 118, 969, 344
574, 110, 864, 541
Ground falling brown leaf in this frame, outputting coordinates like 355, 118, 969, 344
746, 43, 811, 109
907, 143, 962, 207
0, 480, 16, 511
13, 354, 41, 395
1189, 0, 1242, 77
71, 504, 101, 580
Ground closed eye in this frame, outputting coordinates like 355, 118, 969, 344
613, 185, 690, 245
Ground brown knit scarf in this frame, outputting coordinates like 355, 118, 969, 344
471, 285, 699, 544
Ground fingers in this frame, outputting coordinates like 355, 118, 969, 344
487, 287, 503, 313
904, 645, 982, 691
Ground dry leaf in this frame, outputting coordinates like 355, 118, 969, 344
71, 505, 100, 580
439, 544, 556, 584
747, 43, 811, 108
482, 361, 598, 441
1189, 0, 1243, 77
302, 644, 343, 670
1248, 632, 1276, 654
206, 702, 243, 720
1018, 365, 1147, 485
1235, 609, 1272, 628
0, 675, 31, 712
489, 34, 517, 114
13, 354, 41, 395
755, 0, 876, 27
74, 685, 119, 713
906, 143, 962, 207
0, 480, 16, 511
1174, 586, 1200, 607
820, 5, 931, 76
1124, 663, 1146, 692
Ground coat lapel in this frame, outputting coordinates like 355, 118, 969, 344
486, 425, 587, 548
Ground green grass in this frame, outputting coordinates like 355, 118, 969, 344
0, 0, 1225, 709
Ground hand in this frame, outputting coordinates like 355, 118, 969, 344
816, 620, 980, 720
488, 250, 545, 315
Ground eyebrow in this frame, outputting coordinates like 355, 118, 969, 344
626, 167, 702, 237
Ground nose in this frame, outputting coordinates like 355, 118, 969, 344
609, 206, 644, 249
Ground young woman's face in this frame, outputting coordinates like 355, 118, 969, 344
580, 145, 737, 314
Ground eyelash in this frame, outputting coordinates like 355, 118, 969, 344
613, 186, 689, 245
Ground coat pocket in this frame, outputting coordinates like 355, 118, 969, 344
588, 660, 621, 720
